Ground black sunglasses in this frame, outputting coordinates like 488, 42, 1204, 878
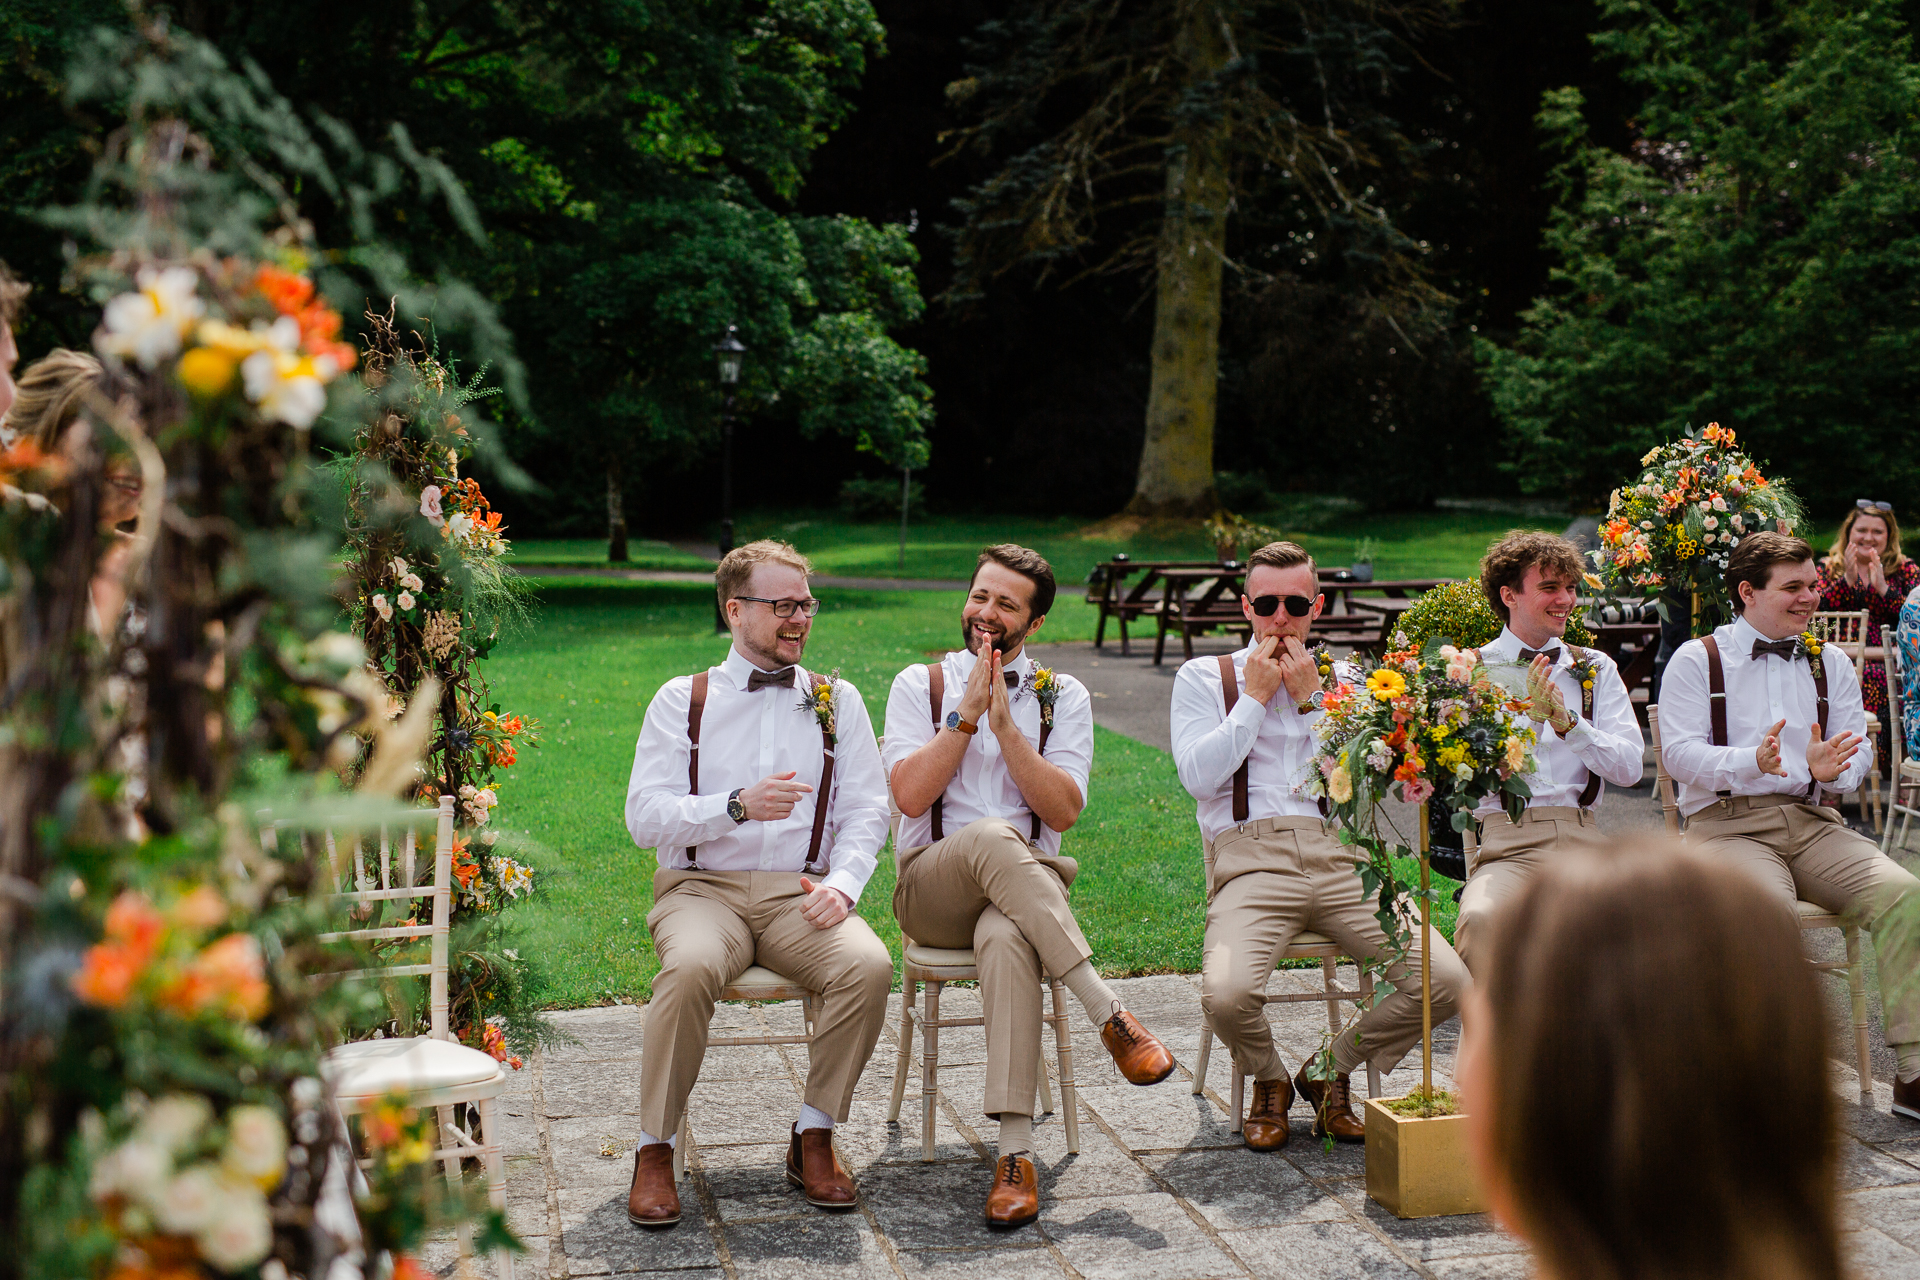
1249, 594, 1314, 618
1858, 499, 1894, 513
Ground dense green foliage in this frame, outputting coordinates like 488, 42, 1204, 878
1481, 0, 1920, 513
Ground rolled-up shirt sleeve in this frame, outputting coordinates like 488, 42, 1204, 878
1659, 643, 1767, 793
1170, 660, 1265, 800
818, 680, 890, 905
625, 676, 736, 854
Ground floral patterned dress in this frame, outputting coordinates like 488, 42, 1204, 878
1900, 586, 1920, 763
1817, 556, 1920, 765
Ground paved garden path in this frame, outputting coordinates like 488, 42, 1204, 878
453, 971, 1920, 1280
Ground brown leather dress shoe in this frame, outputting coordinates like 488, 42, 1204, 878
1100, 1009, 1175, 1085
1293, 1065, 1367, 1143
984, 1154, 1040, 1228
627, 1142, 680, 1227
1895, 1075, 1920, 1122
1242, 1075, 1295, 1151
786, 1127, 858, 1210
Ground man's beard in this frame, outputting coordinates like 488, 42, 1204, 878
962, 617, 1010, 655
739, 625, 805, 669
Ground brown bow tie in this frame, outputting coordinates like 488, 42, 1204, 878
1751, 638, 1799, 661
746, 666, 797, 692
1004, 670, 1020, 688
1518, 647, 1561, 665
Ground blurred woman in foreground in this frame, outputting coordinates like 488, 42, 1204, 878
1459, 847, 1841, 1280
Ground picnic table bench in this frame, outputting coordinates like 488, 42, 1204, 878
1150, 567, 1415, 665
1087, 557, 1225, 655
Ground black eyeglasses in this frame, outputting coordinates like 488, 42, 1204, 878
735, 596, 821, 618
1249, 594, 1314, 618
1858, 499, 1894, 513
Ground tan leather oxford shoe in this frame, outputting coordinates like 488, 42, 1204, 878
627, 1142, 680, 1227
984, 1154, 1040, 1228
1100, 1009, 1176, 1085
1293, 1064, 1367, 1143
1243, 1076, 1295, 1151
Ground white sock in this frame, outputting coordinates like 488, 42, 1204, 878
637, 1130, 676, 1150
1061, 959, 1119, 1026
796, 1103, 835, 1133
1895, 1042, 1920, 1084
997, 1112, 1033, 1159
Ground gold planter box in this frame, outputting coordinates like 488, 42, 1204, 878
1363, 1098, 1486, 1219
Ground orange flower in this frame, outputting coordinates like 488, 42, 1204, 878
452, 854, 481, 891
105, 890, 165, 951
72, 941, 145, 1007
392, 1258, 431, 1280
160, 932, 269, 1020
167, 884, 227, 931
1702, 422, 1736, 447
364, 1098, 414, 1148
1393, 755, 1424, 783
254, 264, 315, 315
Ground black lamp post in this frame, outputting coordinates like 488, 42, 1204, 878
713, 325, 747, 632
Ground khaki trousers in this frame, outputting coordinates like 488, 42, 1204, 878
894, 817, 1090, 1117
1688, 795, 1920, 1047
1455, 807, 1611, 975
1202, 817, 1469, 1080
640, 869, 894, 1138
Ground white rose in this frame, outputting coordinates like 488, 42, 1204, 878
153, 1163, 223, 1233
459, 784, 477, 799
371, 594, 391, 622
90, 1139, 171, 1201
482, 830, 499, 846
477, 788, 497, 808
220, 1106, 288, 1189
194, 1182, 274, 1271
396, 591, 415, 611
389, 556, 408, 578
139, 1094, 214, 1154
400, 573, 424, 592
447, 513, 473, 542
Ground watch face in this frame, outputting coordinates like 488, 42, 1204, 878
945, 711, 961, 730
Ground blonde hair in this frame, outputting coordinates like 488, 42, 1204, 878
1246, 540, 1316, 577
3, 348, 105, 449
1826, 505, 1904, 574
714, 539, 812, 608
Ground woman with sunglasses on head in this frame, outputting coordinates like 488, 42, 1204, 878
1816, 500, 1918, 777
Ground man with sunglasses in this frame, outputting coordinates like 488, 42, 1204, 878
1450, 531, 1646, 974
1170, 540, 1469, 1150
884, 544, 1175, 1228
623, 540, 895, 1227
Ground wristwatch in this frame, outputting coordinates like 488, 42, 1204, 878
727, 788, 748, 823
945, 710, 979, 736
1294, 690, 1326, 716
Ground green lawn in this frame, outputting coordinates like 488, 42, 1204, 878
506, 500, 1568, 586
489, 577, 1458, 1010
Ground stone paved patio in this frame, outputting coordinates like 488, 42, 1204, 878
446, 971, 1920, 1279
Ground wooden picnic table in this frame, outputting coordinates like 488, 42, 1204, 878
1319, 577, 1450, 613
1087, 558, 1226, 656
1151, 566, 1398, 665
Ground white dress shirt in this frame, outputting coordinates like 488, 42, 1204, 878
625, 647, 890, 904
1170, 644, 1338, 843
1471, 628, 1646, 818
882, 648, 1094, 857
1660, 615, 1875, 816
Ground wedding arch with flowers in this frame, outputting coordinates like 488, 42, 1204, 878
342, 310, 549, 1071
1592, 422, 1805, 634
1300, 636, 1540, 1112
0, 22, 527, 1280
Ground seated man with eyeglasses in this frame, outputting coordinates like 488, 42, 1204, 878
1170, 540, 1470, 1150
623, 539, 895, 1227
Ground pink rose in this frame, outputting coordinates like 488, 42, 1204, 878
1402, 779, 1435, 806
419, 485, 444, 527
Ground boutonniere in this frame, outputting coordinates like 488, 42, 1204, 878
1310, 642, 1338, 690
1796, 631, 1826, 679
1567, 650, 1598, 695
798, 668, 840, 742
1023, 666, 1060, 730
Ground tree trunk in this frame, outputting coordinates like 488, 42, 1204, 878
1126, 1, 1231, 519
606, 457, 629, 563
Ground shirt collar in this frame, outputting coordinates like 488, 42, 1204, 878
1489, 627, 1572, 663
721, 645, 793, 689
1729, 614, 1784, 653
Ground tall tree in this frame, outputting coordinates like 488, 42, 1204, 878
944, 0, 1447, 516
1480, 0, 1920, 514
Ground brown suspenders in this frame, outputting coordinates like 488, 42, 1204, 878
1217, 656, 1250, 823
1702, 634, 1828, 801
927, 660, 1051, 843
682, 668, 833, 872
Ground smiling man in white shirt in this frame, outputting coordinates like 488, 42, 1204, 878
885, 544, 1174, 1229
1662, 531, 1920, 1122
1170, 540, 1469, 1151
1453, 532, 1646, 973
623, 540, 895, 1227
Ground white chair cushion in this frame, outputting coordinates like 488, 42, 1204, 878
1796, 900, 1840, 923
1290, 930, 1335, 948
724, 964, 810, 994
904, 943, 978, 969
322, 1035, 505, 1102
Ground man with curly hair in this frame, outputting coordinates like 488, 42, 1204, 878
1453, 530, 1645, 974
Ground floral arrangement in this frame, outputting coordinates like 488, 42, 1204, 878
1396, 579, 1596, 652
344, 310, 550, 1069
799, 669, 841, 741
1021, 665, 1060, 729
1592, 422, 1805, 633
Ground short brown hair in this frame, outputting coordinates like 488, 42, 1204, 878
970, 544, 1055, 619
1482, 847, 1838, 1280
1480, 530, 1586, 623
0, 260, 28, 331
5, 349, 105, 449
714, 539, 812, 608
1246, 540, 1316, 578
1827, 505, 1904, 575
1725, 531, 1814, 614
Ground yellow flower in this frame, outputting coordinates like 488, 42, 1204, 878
178, 345, 238, 396
1366, 669, 1407, 702
1435, 742, 1468, 770
1328, 764, 1353, 804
